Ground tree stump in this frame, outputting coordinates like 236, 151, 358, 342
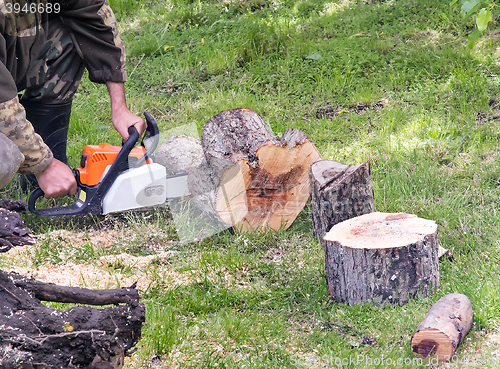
0, 270, 145, 368
323, 212, 440, 306
309, 160, 374, 239
411, 293, 473, 361
201, 108, 322, 231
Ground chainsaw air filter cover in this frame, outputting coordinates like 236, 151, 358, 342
102, 163, 167, 214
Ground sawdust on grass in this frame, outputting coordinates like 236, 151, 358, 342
1, 228, 193, 292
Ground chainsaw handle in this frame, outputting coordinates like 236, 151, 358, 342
28, 187, 89, 216
28, 168, 86, 216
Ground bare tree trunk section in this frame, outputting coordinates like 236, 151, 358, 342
201, 108, 279, 189
309, 160, 374, 239
0, 270, 145, 369
11, 272, 140, 305
155, 134, 205, 175
411, 293, 473, 361
201, 108, 322, 231
323, 212, 440, 306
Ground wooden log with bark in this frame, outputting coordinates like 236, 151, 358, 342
411, 293, 473, 361
309, 160, 374, 239
201, 108, 323, 231
0, 270, 145, 369
323, 212, 440, 306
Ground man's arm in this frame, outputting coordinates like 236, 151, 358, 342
0, 35, 76, 198
61, 1, 146, 140
0, 96, 76, 199
106, 81, 146, 141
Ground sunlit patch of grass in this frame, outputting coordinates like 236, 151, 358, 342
320, 0, 353, 16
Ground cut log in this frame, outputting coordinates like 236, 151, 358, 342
0, 270, 145, 368
411, 293, 473, 361
201, 108, 322, 231
323, 212, 440, 306
309, 160, 374, 239
155, 134, 218, 220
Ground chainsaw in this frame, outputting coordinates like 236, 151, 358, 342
28, 112, 189, 216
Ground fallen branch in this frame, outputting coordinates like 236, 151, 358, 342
10, 272, 140, 305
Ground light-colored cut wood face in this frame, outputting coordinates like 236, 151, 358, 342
323, 212, 438, 249
411, 329, 454, 361
215, 141, 322, 231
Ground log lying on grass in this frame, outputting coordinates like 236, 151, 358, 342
201, 108, 323, 231
309, 160, 374, 239
323, 212, 440, 306
0, 270, 145, 369
411, 293, 473, 362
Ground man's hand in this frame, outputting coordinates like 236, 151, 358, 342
35, 159, 77, 199
112, 108, 145, 142
106, 81, 146, 141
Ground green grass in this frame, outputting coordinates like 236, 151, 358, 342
4, 0, 500, 367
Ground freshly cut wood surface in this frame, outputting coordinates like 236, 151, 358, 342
202, 108, 322, 231
323, 212, 437, 248
411, 293, 473, 361
323, 212, 440, 306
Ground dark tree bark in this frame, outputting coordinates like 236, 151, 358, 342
0, 199, 28, 213
309, 160, 374, 239
411, 293, 473, 361
0, 271, 145, 369
11, 273, 140, 305
201, 108, 322, 231
323, 212, 440, 306
0, 200, 35, 251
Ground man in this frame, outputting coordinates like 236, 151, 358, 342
0, 0, 146, 197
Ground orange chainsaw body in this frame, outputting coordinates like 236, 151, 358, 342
77, 143, 150, 186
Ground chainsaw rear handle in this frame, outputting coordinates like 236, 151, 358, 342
28, 116, 149, 216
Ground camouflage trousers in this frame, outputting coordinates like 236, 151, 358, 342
19, 17, 85, 104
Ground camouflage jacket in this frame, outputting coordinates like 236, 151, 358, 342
0, 0, 127, 175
